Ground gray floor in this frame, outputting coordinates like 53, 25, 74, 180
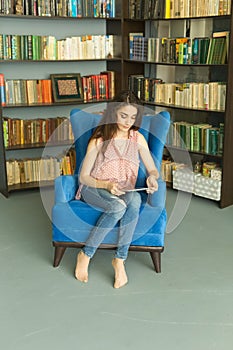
0, 188, 233, 350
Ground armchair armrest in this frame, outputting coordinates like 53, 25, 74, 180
148, 178, 166, 208
54, 175, 79, 203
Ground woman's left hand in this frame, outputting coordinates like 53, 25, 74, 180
146, 175, 158, 194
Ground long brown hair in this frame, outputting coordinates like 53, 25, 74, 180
90, 90, 143, 152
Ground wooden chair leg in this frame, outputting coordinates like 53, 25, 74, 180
53, 246, 66, 267
150, 251, 161, 273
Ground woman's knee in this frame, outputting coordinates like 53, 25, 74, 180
107, 197, 127, 216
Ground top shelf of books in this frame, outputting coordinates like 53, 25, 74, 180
0, 0, 120, 18
128, 0, 231, 20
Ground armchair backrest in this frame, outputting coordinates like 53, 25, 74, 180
70, 108, 170, 185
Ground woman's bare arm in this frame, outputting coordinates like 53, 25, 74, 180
137, 132, 159, 193
79, 139, 109, 189
79, 138, 124, 195
137, 132, 159, 178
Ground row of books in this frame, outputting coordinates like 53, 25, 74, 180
0, 70, 115, 105
2, 116, 74, 147
0, 34, 121, 60
156, 82, 226, 111
165, 0, 231, 18
82, 71, 115, 102
161, 160, 187, 183
128, 0, 231, 19
128, 0, 164, 19
174, 82, 226, 111
128, 75, 163, 101
0, 0, 117, 18
167, 121, 224, 155
129, 32, 229, 65
161, 34, 228, 65
4, 78, 53, 105
129, 75, 226, 111
6, 150, 75, 186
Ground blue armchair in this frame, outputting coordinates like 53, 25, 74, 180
52, 108, 170, 272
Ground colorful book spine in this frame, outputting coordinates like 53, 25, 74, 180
71, 0, 78, 17
3, 118, 8, 147
165, 0, 171, 18
0, 73, 6, 106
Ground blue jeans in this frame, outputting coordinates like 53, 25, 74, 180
80, 186, 142, 260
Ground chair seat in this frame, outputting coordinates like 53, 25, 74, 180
52, 197, 166, 247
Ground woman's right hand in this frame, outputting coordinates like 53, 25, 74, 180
107, 182, 125, 196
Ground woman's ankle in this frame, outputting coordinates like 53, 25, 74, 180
75, 251, 90, 282
112, 258, 128, 288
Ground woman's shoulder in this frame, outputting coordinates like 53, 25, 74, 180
134, 130, 148, 148
133, 130, 146, 142
130, 129, 142, 138
88, 136, 104, 150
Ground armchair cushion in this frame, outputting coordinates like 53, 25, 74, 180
52, 195, 166, 246
54, 175, 78, 203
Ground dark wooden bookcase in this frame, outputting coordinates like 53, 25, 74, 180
120, 1, 233, 208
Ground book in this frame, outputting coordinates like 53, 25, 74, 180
3, 118, 8, 147
200, 38, 210, 64
71, 0, 78, 17
129, 33, 143, 59
124, 188, 149, 192
100, 70, 115, 99
213, 31, 229, 62
0, 73, 6, 106
165, 0, 170, 18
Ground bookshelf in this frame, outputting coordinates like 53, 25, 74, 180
0, 0, 123, 196
1, 0, 233, 208
122, 0, 233, 208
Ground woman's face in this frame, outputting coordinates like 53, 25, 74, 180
116, 105, 138, 133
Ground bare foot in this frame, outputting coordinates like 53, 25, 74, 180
112, 258, 128, 289
75, 251, 90, 283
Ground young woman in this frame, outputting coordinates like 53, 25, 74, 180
75, 91, 159, 288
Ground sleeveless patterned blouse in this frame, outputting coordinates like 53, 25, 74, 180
75, 130, 140, 200
91, 129, 140, 190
